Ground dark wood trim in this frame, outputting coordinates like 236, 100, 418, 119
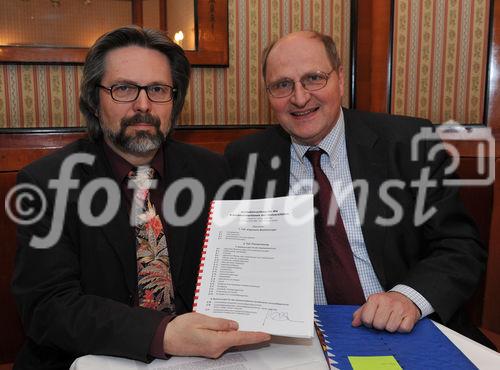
0, 127, 86, 135
0, 124, 272, 135
0, 46, 88, 64
349, 0, 357, 107
482, 158, 500, 333
188, 0, 228, 67
481, 327, 500, 352
159, 0, 167, 31
487, 0, 500, 129
0, 128, 265, 172
387, 0, 395, 113
132, 0, 143, 26
0, 0, 228, 67
353, 0, 392, 113
482, 0, 496, 125
354, 0, 496, 124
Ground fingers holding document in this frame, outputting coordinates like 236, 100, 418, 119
351, 291, 421, 333
164, 312, 271, 358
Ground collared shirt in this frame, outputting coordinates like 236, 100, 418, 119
103, 141, 167, 226
288, 110, 434, 318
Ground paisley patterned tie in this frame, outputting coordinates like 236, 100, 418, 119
128, 166, 175, 313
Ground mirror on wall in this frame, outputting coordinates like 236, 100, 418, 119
0, 0, 228, 66
143, 0, 196, 50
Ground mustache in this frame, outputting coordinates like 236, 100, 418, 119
121, 113, 161, 128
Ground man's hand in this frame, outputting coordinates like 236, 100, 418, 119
351, 292, 421, 333
164, 312, 271, 358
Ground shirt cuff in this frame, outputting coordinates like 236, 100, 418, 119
149, 315, 176, 359
390, 284, 435, 318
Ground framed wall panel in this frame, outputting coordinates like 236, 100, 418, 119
0, 0, 228, 67
390, 0, 491, 124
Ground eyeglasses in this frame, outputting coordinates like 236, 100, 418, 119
266, 70, 334, 98
98, 83, 177, 103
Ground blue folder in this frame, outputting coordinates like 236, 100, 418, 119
314, 305, 477, 370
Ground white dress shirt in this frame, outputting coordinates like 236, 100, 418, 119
288, 110, 434, 317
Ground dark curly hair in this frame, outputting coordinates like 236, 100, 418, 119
79, 25, 190, 140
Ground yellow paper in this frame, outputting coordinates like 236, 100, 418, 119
348, 355, 402, 370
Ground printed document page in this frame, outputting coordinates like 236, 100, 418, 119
193, 195, 315, 338
70, 335, 329, 370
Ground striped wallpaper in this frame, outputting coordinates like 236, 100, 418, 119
391, 0, 490, 124
0, 65, 84, 128
0, 0, 351, 128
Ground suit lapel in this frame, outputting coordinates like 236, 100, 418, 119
344, 110, 389, 287
257, 126, 291, 198
162, 140, 190, 284
81, 141, 137, 295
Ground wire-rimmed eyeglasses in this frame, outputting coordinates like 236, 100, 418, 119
266, 69, 334, 98
98, 83, 177, 103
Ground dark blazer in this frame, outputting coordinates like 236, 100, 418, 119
225, 109, 489, 344
12, 138, 229, 369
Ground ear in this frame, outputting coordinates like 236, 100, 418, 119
337, 66, 345, 98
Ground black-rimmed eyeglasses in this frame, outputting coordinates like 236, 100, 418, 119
266, 70, 334, 98
98, 83, 177, 103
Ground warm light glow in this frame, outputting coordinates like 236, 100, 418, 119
174, 30, 184, 46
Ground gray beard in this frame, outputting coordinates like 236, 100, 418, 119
103, 125, 165, 155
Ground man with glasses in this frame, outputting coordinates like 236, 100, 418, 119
12, 26, 269, 369
225, 31, 493, 348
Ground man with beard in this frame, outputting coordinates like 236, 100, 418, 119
12, 26, 269, 369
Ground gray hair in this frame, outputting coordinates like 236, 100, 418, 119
79, 25, 190, 140
262, 31, 342, 82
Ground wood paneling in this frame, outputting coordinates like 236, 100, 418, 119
483, 158, 500, 332
0, 127, 263, 364
1, 129, 498, 363
456, 158, 494, 326
487, 0, 500, 129
0, 173, 24, 364
0, 127, 263, 166
354, 0, 392, 112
